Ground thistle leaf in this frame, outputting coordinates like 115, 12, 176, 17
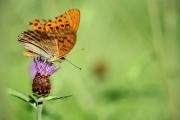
43, 95, 72, 102
7, 88, 36, 109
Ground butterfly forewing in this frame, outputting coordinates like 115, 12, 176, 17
55, 9, 80, 33
55, 28, 76, 58
67, 9, 80, 32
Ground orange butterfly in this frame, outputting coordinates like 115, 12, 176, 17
18, 9, 80, 62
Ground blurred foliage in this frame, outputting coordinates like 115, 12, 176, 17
0, 0, 180, 120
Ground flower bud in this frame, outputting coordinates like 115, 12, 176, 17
30, 58, 59, 97
32, 73, 51, 97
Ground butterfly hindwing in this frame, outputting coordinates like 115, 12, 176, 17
18, 30, 58, 59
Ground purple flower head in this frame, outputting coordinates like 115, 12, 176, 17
30, 58, 59, 79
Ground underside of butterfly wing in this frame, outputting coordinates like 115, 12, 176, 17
23, 51, 37, 57
18, 30, 58, 60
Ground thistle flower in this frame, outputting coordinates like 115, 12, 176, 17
30, 58, 59, 97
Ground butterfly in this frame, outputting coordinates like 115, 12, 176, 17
18, 9, 80, 62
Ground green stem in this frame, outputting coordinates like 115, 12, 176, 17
36, 102, 43, 120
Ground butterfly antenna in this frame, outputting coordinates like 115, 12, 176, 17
61, 58, 82, 70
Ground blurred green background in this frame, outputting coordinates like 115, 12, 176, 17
0, 0, 179, 120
